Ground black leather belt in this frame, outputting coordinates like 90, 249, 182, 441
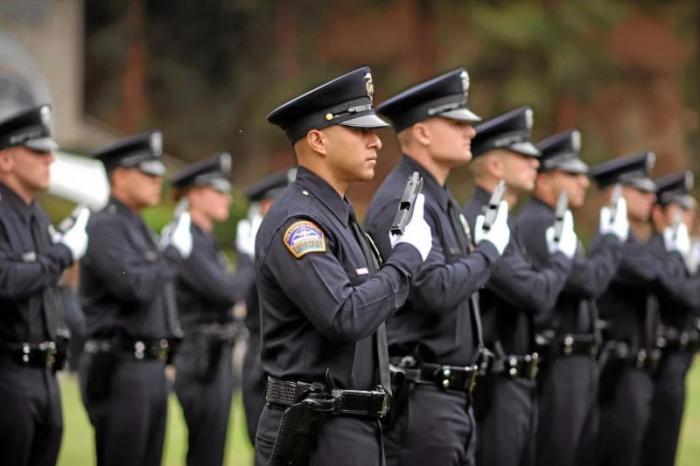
604, 341, 661, 371
401, 362, 479, 393
265, 377, 389, 419
538, 334, 600, 359
0, 341, 58, 369
85, 338, 172, 362
489, 352, 540, 380
657, 333, 700, 354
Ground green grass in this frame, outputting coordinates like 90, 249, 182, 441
57, 358, 700, 465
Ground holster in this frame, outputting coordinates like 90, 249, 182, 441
381, 365, 408, 430
53, 335, 70, 374
192, 337, 224, 383
597, 342, 627, 404
471, 373, 493, 422
85, 344, 118, 402
269, 396, 334, 466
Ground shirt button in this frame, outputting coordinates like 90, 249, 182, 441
302, 190, 309, 196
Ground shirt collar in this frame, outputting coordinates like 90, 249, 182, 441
0, 182, 35, 223
529, 195, 555, 214
400, 155, 451, 210
107, 195, 148, 226
295, 166, 352, 225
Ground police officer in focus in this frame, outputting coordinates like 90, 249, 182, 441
0, 105, 89, 466
79, 131, 192, 466
462, 107, 577, 466
255, 67, 432, 466
364, 68, 510, 465
240, 168, 296, 445
170, 153, 257, 466
514, 130, 628, 466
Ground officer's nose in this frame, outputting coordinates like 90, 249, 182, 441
367, 130, 382, 151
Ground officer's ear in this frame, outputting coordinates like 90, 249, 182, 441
487, 153, 504, 179
305, 129, 328, 156
0, 148, 15, 174
411, 122, 431, 147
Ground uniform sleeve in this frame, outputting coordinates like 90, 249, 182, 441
487, 239, 573, 316
564, 234, 623, 299
0, 224, 72, 300
85, 218, 180, 304
408, 206, 500, 315
260, 218, 422, 343
612, 240, 659, 285
178, 236, 255, 306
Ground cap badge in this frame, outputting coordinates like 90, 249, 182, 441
220, 153, 231, 173
525, 108, 534, 130
460, 70, 470, 99
150, 132, 162, 156
571, 130, 581, 152
40, 106, 51, 126
364, 72, 374, 103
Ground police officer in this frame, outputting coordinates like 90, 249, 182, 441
240, 168, 296, 444
0, 105, 89, 466
589, 153, 688, 466
514, 130, 628, 466
169, 153, 256, 466
255, 67, 432, 466
642, 171, 700, 466
462, 107, 577, 466
364, 69, 510, 466
79, 131, 192, 466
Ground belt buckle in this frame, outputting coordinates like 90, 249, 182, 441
529, 352, 540, 380
134, 341, 146, 360
507, 356, 519, 378
440, 367, 452, 390
563, 335, 574, 355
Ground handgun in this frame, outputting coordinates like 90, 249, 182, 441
482, 180, 506, 232
672, 210, 683, 242
553, 191, 569, 242
390, 171, 424, 236
608, 183, 622, 225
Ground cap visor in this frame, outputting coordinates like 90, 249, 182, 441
558, 159, 589, 175
138, 160, 167, 177
627, 177, 656, 193
204, 178, 231, 193
339, 112, 389, 129
25, 137, 58, 153
510, 141, 541, 157
441, 107, 482, 123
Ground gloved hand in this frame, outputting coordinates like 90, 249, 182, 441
546, 210, 578, 259
162, 212, 193, 258
59, 207, 90, 261
599, 197, 629, 242
474, 200, 510, 255
664, 222, 691, 257
390, 193, 432, 261
684, 240, 700, 275
236, 211, 263, 258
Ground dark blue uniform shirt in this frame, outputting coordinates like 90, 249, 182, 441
175, 224, 254, 332
0, 182, 73, 343
80, 196, 182, 340
255, 167, 422, 390
462, 186, 572, 355
515, 197, 622, 335
365, 156, 500, 365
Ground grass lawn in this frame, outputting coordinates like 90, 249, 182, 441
57, 357, 700, 465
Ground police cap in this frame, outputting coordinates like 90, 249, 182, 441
93, 131, 166, 177
589, 152, 656, 193
267, 67, 388, 143
376, 68, 480, 132
171, 152, 232, 193
536, 129, 588, 174
471, 106, 539, 158
655, 170, 695, 209
0, 104, 58, 153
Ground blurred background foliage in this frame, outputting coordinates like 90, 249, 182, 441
80, 0, 700, 241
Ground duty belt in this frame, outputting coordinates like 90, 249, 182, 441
400, 362, 479, 393
0, 341, 58, 369
657, 331, 700, 354
489, 352, 540, 380
538, 334, 600, 359
85, 338, 172, 362
604, 341, 661, 371
265, 377, 389, 419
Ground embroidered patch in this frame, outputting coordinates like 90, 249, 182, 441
283, 221, 326, 258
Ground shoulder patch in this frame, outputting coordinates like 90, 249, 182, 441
283, 220, 326, 258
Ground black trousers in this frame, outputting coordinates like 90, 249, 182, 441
242, 336, 266, 444
255, 404, 385, 466
174, 338, 234, 466
641, 351, 693, 466
476, 377, 537, 466
383, 384, 475, 466
596, 366, 653, 466
0, 362, 62, 466
535, 355, 598, 466
79, 355, 168, 466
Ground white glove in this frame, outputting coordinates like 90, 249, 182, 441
474, 200, 510, 255
599, 197, 629, 242
236, 212, 262, 258
685, 240, 700, 275
664, 222, 691, 257
390, 193, 432, 261
546, 210, 578, 259
162, 212, 193, 258
59, 207, 90, 261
